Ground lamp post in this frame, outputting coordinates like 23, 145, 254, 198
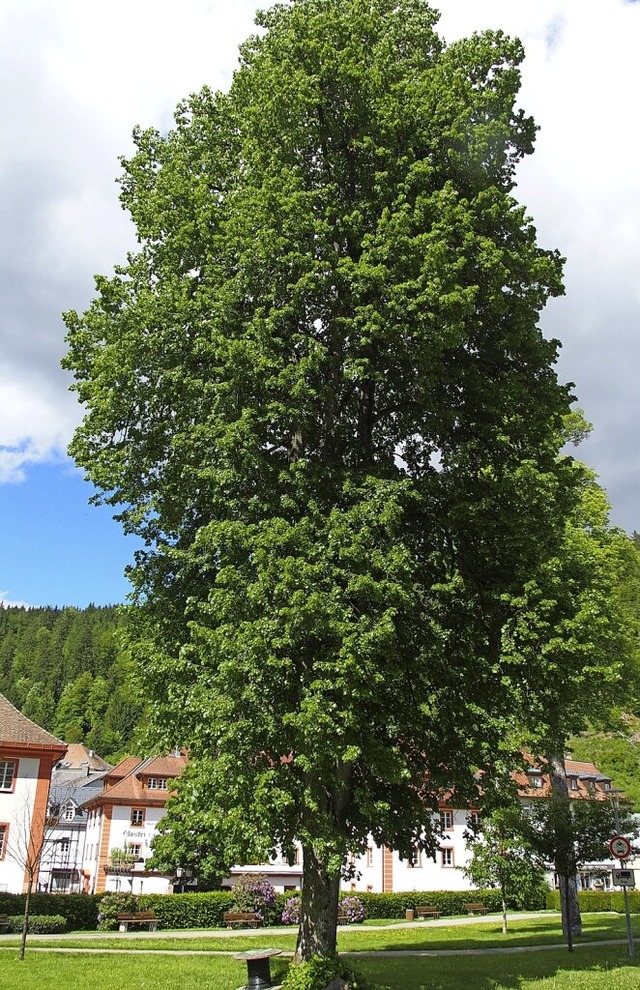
609, 789, 635, 960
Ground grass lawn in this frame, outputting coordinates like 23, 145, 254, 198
0, 944, 639, 989
4, 913, 639, 954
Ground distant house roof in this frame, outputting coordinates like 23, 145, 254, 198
84, 752, 188, 809
514, 753, 613, 801
56, 743, 112, 772
0, 692, 67, 753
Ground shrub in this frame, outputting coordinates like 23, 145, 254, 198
0, 893, 101, 931
282, 955, 370, 990
612, 890, 640, 913
546, 890, 613, 912
230, 873, 277, 923
339, 896, 365, 923
97, 892, 138, 931
4, 914, 67, 934
138, 891, 235, 929
281, 895, 301, 925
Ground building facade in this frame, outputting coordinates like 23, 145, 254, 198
82, 752, 187, 895
0, 693, 67, 894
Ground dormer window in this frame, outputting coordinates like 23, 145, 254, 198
147, 777, 168, 790
529, 773, 543, 789
569, 777, 578, 791
62, 802, 76, 822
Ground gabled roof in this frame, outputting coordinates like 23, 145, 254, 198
0, 692, 67, 753
56, 743, 112, 772
83, 753, 187, 809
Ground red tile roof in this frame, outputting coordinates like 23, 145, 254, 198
0, 692, 67, 752
84, 753, 187, 809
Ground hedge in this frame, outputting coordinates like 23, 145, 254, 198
0, 893, 101, 931
544, 889, 640, 915
3, 914, 67, 934
137, 891, 236, 929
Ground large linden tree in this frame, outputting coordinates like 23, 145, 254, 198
65, 0, 581, 960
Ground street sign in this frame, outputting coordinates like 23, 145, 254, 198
613, 869, 636, 888
609, 835, 632, 860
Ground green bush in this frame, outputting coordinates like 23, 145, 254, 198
352, 889, 517, 919
546, 889, 613, 912
611, 890, 640, 913
281, 955, 370, 990
4, 914, 67, 934
97, 892, 138, 931
0, 893, 101, 931
137, 891, 235, 929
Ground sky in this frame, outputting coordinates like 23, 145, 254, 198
1, 0, 639, 608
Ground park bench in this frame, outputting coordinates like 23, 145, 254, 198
223, 911, 262, 928
463, 903, 488, 916
416, 906, 441, 920
116, 911, 158, 932
337, 911, 348, 924
0, 914, 9, 933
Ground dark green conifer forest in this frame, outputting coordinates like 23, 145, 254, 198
0, 605, 142, 762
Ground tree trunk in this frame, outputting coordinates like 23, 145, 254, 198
19, 877, 33, 961
295, 844, 341, 962
548, 750, 582, 946
501, 878, 508, 935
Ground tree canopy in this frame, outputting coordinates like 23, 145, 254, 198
64, 0, 590, 960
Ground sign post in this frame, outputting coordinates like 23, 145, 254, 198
609, 834, 635, 959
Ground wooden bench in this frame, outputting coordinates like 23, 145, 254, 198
416, 906, 441, 920
463, 903, 488, 916
223, 911, 262, 929
116, 911, 158, 932
337, 912, 348, 925
0, 914, 9, 934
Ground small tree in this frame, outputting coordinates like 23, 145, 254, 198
464, 807, 547, 934
521, 789, 637, 952
6, 795, 58, 959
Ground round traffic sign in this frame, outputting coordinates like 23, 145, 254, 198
609, 835, 632, 860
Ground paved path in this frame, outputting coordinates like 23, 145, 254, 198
2, 911, 632, 959
0, 911, 558, 943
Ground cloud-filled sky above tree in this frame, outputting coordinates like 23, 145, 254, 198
1, 0, 639, 607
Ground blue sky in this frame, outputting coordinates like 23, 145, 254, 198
2, 0, 640, 608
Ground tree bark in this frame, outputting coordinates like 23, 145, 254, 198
295, 844, 341, 962
500, 878, 508, 935
19, 877, 32, 961
548, 750, 582, 947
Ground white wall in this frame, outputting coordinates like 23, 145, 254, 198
0, 756, 40, 894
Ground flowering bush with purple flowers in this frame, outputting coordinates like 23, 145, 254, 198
231, 873, 277, 921
281, 895, 301, 925
339, 895, 365, 923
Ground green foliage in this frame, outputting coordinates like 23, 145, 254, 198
3, 914, 67, 934
547, 890, 612, 912
0, 605, 142, 761
137, 891, 235, 929
96, 892, 138, 931
282, 955, 371, 990
62, 0, 598, 959
611, 891, 640, 913
0, 893, 101, 931
463, 807, 549, 912
569, 730, 640, 810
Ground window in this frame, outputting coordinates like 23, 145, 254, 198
408, 847, 422, 868
130, 809, 145, 827
366, 847, 373, 868
366, 885, 373, 893
529, 773, 543, 789
147, 777, 168, 790
569, 777, 578, 791
440, 810, 453, 830
125, 843, 142, 860
440, 848, 454, 868
0, 761, 16, 792
0, 824, 8, 859
57, 838, 70, 855
468, 811, 481, 829
63, 802, 75, 822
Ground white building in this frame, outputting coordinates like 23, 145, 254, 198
82, 752, 187, 895
0, 693, 67, 894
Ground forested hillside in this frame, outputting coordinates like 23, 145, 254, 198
0, 605, 142, 762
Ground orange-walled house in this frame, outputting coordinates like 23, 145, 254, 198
82, 752, 187, 894
0, 693, 67, 894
